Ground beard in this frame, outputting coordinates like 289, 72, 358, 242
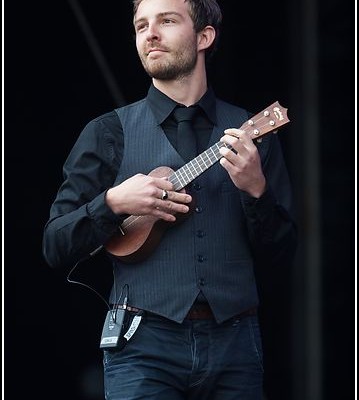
139, 39, 198, 81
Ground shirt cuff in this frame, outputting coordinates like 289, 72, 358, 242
241, 186, 276, 222
87, 191, 127, 234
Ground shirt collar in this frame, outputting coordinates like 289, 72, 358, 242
146, 83, 217, 125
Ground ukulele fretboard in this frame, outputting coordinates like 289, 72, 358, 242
168, 142, 232, 190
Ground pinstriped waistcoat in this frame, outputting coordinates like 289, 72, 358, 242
109, 97, 260, 324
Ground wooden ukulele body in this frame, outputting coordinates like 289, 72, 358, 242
105, 166, 193, 263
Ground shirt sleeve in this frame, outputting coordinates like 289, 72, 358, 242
42, 111, 125, 269
241, 133, 298, 269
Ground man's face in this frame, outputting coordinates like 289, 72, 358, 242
134, 0, 198, 80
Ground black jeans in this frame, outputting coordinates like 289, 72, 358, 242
103, 312, 264, 400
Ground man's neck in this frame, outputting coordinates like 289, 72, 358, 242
152, 69, 208, 107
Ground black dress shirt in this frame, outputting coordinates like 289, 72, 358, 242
148, 84, 216, 155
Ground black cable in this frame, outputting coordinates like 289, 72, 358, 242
66, 255, 113, 312
66, 254, 129, 322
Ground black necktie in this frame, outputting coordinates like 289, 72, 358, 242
173, 106, 198, 162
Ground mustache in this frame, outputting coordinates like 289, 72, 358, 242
145, 42, 169, 55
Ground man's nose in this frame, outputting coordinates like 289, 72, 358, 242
146, 23, 160, 41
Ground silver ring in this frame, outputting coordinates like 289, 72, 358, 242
161, 189, 168, 200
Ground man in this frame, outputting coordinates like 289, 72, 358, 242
43, 0, 297, 399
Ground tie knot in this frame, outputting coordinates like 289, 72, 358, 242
173, 106, 198, 123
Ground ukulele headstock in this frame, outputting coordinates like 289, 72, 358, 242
238, 101, 290, 142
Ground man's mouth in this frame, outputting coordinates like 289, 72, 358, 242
146, 48, 167, 56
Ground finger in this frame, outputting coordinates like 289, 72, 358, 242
220, 133, 243, 150
154, 207, 177, 222
157, 187, 192, 203
155, 200, 190, 218
224, 128, 254, 146
219, 145, 239, 164
222, 134, 254, 155
167, 191, 192, 204
154, 177, 174, 191
222, 128, 243, 139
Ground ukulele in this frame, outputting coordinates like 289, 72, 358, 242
105, 101, 290, 263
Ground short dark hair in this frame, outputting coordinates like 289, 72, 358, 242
133, 0, 222, 60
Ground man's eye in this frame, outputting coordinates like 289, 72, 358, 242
136, 24, 147, 32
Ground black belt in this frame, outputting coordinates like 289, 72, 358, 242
114, 303, 257, 321
185, 302, 257, 320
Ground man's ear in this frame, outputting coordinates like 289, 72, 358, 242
197, 25, 216, 51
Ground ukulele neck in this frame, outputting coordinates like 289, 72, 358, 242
168, 142, 231, 191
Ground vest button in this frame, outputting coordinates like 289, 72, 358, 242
193, 183, 201, 191
195, 206, 203, 213
196, 230, 205, 238
198, 278, 205, 286
197, 255, 205, 262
